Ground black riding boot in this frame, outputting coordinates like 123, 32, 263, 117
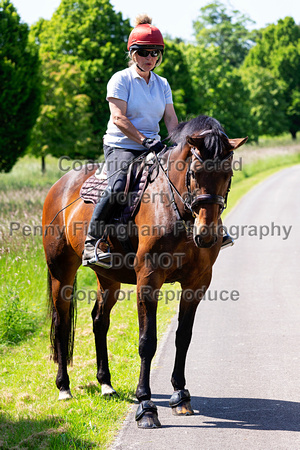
82, 187, 117, 267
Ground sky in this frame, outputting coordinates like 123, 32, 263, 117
11, 0, 300, 42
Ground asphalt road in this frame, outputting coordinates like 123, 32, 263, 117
112, 165, 300, 450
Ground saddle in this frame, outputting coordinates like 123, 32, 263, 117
80, 152, 159, 223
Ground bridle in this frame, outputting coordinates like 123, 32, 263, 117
155, 135, 234, 228
186, 146, 233, 214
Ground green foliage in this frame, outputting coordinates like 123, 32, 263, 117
29, 57, 93, 160
30, 0, 131, 160
193, 1, 255, 67
185, 43, 257, 140
239, 65, 288, 137
242, 17, 300, 138
8, 0, 298, 161
156, 40, 195, 119
0, 284, 39, 345
0, 0, 41, 172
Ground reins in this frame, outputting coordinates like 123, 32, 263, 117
154, 148, 196, 220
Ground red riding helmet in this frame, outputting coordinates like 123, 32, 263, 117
127, 23, 164, 52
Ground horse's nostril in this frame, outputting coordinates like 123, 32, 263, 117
194, 235, 202, 247
194, 234, 217, 248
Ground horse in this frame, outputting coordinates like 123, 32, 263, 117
42, 114, 247, 428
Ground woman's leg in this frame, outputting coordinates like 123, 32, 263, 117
82, 147, 142, 267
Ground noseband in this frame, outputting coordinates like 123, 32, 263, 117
186, 146, 234, 215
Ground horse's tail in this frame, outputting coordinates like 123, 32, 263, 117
47, 269, 77, 365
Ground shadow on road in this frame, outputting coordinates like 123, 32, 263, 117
151, 394, 300, 431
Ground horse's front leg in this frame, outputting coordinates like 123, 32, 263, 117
170, 277, 210, 416
135, 268, 165, 428
92, 276, 119, 396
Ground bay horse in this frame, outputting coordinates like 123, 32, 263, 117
42, 115, 247, 428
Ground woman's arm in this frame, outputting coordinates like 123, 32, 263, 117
163, 103, 178, 134
108, 97, 146, 145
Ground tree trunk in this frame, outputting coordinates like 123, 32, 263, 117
42, 155, 46, 173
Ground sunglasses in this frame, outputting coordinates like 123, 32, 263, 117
136, 49, 160, 58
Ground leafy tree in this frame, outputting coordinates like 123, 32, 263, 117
242, 17, 300, 138
155, 39, 196, 137
0, 0, 41, 172
29, 56, 92, 171
239, 66, 288, 137
31, 0, 131, 161
185, 43, 257, 140
193, 1, 255, 67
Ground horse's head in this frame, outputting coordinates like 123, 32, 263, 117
168, 116, 247, 249
184, 129, 247, 248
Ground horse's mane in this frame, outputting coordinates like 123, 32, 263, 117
168, 115, 229, 159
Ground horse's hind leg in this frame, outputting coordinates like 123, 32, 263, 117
48, 259, 80, 400
92, 275, 119, 396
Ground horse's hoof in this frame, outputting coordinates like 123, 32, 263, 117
58, 389, 73, 400
171, 400, 194, 416
137, 411, 161, 428
169, 389, 194, 416
135, 400, 161, 428
101, 384, 117, 396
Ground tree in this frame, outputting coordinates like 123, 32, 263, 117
29, 56, 92, 171
193, 1, 255, 68
239, 66, 288, 137
30, 0, 131, 161
185, 43, 257, 140
242, 17, 300, 139
155, 39, 196, 137
0, 0, 41, 172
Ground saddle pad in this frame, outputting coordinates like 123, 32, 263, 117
80, 163, 150, 222
80, 173, 108, 205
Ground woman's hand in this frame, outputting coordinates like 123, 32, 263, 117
142, 138, 165, 152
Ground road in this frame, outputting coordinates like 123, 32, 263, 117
112, 165, 300, 450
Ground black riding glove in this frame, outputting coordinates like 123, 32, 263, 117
142, 138, 165, 153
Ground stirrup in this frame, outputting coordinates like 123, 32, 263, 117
83, 238, 112, 268
221, 233, 234, 249
93, 238, 111, 268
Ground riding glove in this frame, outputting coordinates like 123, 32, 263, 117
142, 138, 165, 153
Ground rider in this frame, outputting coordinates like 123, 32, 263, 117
82, 14, 178, 267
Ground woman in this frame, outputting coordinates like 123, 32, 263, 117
82, 15, 178, 267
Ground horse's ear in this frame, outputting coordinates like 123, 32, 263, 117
228, 137, 248, 149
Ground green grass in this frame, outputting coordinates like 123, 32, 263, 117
0, 139, 300, 448
0, 279, 177, 448
0, 154, 179, 448
255, 132, 299, 148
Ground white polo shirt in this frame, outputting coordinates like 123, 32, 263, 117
103, 65, 173, 150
